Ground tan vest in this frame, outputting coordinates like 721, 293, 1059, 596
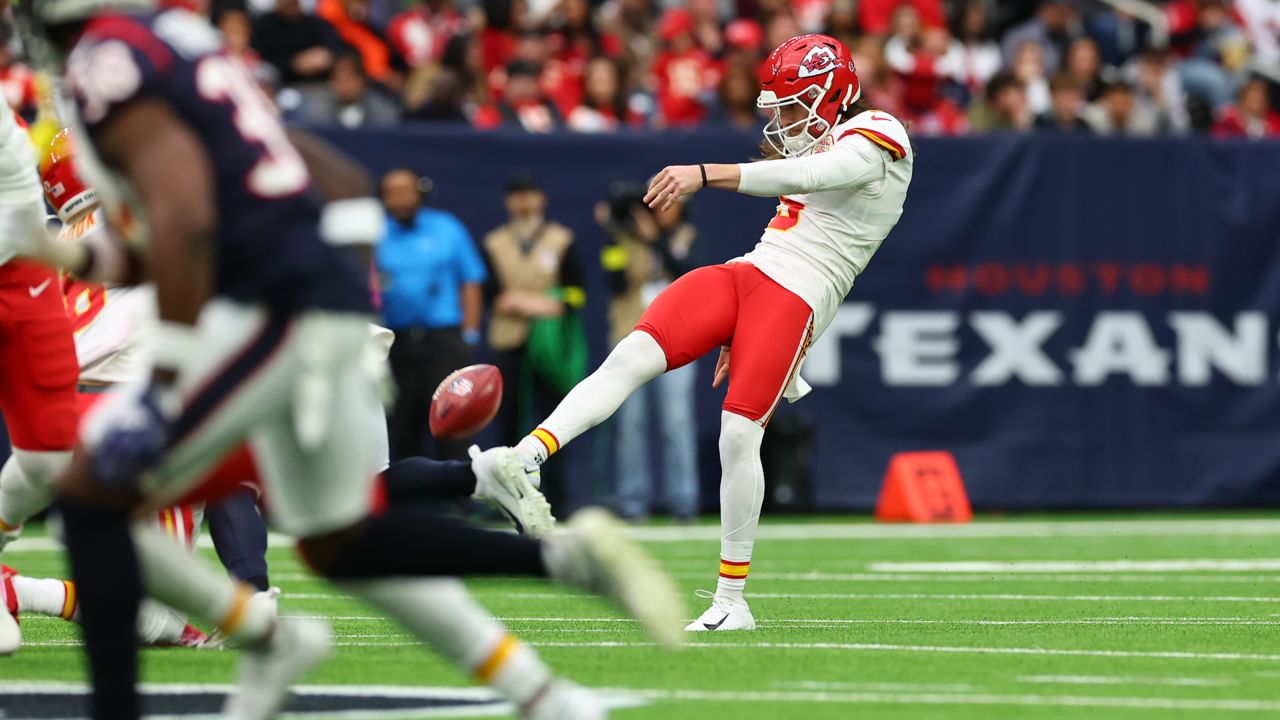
484, 221, 574, 351
608, 224, 696, 344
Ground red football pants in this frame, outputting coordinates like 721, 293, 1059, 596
0, 261, 78, 451
636, 262, 814, 424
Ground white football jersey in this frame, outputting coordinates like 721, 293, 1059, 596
0, 109, 42, 204
60, 208, 156, 385
735, 110, 913, 336
0, 110, 53, 267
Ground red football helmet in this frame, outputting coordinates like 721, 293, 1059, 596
40, 128, 97, 223
757, 34, 860, 157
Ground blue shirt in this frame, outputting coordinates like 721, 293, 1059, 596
377, 209, 488, 330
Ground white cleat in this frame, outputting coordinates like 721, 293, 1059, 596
685, 590, 756, 632
524, 680, 606, 720
469, 446, 555, 538
545, 508, 685, 649
201, 587, 282, 650
223, 616, 331, 720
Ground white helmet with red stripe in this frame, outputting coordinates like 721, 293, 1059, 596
757, 34, 861, 157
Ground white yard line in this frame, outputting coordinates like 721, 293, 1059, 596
279, 590, 1280, 604
869, 559, 1280, 573
723, 572, 1280, 584
1016, 675, 1237, 687
531, 641, 1280, 662
20, 614, 1269, 628
628, 518, 1280, 542
292, 639, 1280, 662
783, 680, 979, 692
746, 592, 1280, 603
6, 519, 1280, 554
602, 687, 1280, 712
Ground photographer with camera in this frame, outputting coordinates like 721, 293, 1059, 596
597, 182, 700, 521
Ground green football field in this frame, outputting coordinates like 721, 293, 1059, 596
4, 513, 1280, 719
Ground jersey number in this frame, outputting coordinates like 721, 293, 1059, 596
64, 280, 106, 333
195, 55, 308, 198
768, 197, 805, 232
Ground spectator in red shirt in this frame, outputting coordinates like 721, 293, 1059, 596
884, 7, 966, 135
1212, 77, 1280, 138
387, 0, 468, 69
723, 18, 765, 69
479, 0, 524, 75
860, 0, 945, 37
567, 56, 643, 132
650, 8, 722, 128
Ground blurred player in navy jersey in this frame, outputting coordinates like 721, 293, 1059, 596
5, 2, 683, 718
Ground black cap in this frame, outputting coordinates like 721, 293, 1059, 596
506, 175, 542, 194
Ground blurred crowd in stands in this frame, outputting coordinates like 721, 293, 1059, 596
9, 0, 1279, 137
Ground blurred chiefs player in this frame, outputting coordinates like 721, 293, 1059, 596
506, 34, 914, 631
0, 83, 75, 655
0, 104, 76, 556
2, 129, 213, 647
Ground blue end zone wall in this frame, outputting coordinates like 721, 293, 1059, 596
7, 131, 1280, 510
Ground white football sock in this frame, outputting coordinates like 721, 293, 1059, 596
132, 523, 271, 644
340, 578, 554, 707
135, 600, 190, 645
715, 411, 765, 603
10, 575, 73, 617
0, 450, 69, 530
517, 331, 667, 464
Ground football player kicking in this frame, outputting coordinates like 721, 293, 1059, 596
6, 3, 682, 720
501, 34, 914, 631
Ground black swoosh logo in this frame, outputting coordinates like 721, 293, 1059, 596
702, 613, 730, 630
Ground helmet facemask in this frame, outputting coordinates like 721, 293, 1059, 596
758, 78, 835, 158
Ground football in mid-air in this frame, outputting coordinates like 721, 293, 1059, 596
429, 364, 504, 440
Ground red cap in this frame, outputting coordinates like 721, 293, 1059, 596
725, 19, 764, 50
659, 8, 696, 42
